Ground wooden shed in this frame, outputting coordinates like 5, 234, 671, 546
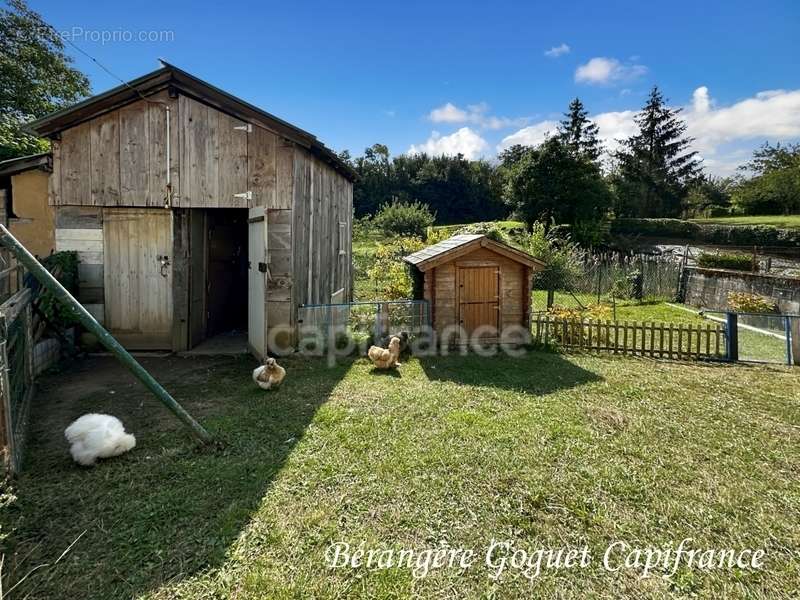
27, 61, 355, 357
0, 153, 54, 257
403, 235, 545, 344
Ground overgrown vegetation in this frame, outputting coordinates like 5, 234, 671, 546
36, 251, 80, 328
696, 251, 753, 271
372, 200, 435, 239
727, 291, 777, 314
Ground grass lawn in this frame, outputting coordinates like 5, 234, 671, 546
2, 352, 799, 598
532, 292, 788, 363
690, 215, 800, 229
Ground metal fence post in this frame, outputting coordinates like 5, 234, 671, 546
725, 312, 738, 363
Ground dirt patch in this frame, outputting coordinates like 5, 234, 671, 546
30, 354, 259, 458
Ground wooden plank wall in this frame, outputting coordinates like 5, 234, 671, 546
424, 246, 530, 344
52, 90, 179, 208
291, 149, 353, 310
180, 95, 249, 208
53, 206, 104, 322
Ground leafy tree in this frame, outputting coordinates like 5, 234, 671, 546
683, 176, 733, 217
501, 136, 613, 245
558, 98, 601, 162
351, 144, 392, 217
0, 0, 90, 160
731, 143, 800, 215
613, 86, 702, 218
348, 145, 506, 224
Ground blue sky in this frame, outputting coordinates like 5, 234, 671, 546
29, 0, 800, 174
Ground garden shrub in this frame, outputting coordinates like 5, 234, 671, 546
696, 252, 753, 271
546, 304, 613, 346
36, 251, 80, 329
373, 200, 435, 239
727, 292, 777, 314
610, 270, 644, 300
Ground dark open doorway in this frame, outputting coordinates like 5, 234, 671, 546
187, 208, 249, 352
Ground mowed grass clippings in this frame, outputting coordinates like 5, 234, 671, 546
1, 352, 799, 599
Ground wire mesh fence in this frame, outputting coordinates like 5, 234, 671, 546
297, 300, 430, 351
0, 287, 35, 474
701, 310, 798, 365
533, 251, 683, 311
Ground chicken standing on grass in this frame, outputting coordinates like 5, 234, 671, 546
64, 414, 136, 467
368, 336, 402, 369
252, 357, 286, 390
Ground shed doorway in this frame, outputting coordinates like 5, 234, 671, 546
187, 208, 249, 353
458, 266, 500, 338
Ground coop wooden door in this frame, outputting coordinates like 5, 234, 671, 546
458, 266, 499, 338
247, 207, 267, 359
103, 209, 173, 349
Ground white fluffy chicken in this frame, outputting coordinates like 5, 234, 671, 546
64, 414, 136, 467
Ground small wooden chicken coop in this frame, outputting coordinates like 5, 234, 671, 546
403, 234, 545, 345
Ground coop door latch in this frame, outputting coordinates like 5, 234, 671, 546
233, 191, 252, 201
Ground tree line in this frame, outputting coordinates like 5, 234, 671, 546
343, 89, 799, 245
2, 0, 797, 234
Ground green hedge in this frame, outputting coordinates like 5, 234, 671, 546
611, 218, 800, 247
696, 252, 753, 271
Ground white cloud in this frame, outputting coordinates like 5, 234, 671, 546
497, 120, 559, 151
685, 87, 800, 153
575, 57, 647, 85
408, 127, 489, 159
691, 86, 711, 113
544, 43, 570, 58
427, 102, 527, 130
497, 86, 800, 175
429, 102, 468, 123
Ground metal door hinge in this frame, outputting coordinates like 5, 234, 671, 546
258, 262, 268, 273
233, 191, 253, 201
234, 123, 253, 132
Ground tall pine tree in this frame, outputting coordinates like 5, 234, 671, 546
558, 98, 602, 163
613, 87, 702, 217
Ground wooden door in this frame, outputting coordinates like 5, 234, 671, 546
103, 209, 173, 349
247, 207, 267, 359
458, 266, 499, 339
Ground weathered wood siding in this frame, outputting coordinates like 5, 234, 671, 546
292, 149, 353, 309
51, 90, 179, 207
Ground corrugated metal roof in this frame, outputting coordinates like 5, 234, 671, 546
403, 234, 484, 265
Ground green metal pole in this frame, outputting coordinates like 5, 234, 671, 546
0, 225, 213, 444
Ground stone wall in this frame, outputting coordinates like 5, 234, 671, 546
683, 267, 800, 314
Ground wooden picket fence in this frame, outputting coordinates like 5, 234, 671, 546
532, 315, 727, 360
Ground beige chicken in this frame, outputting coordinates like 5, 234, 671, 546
252, 357, 286, 390
367, 336, 402, 369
